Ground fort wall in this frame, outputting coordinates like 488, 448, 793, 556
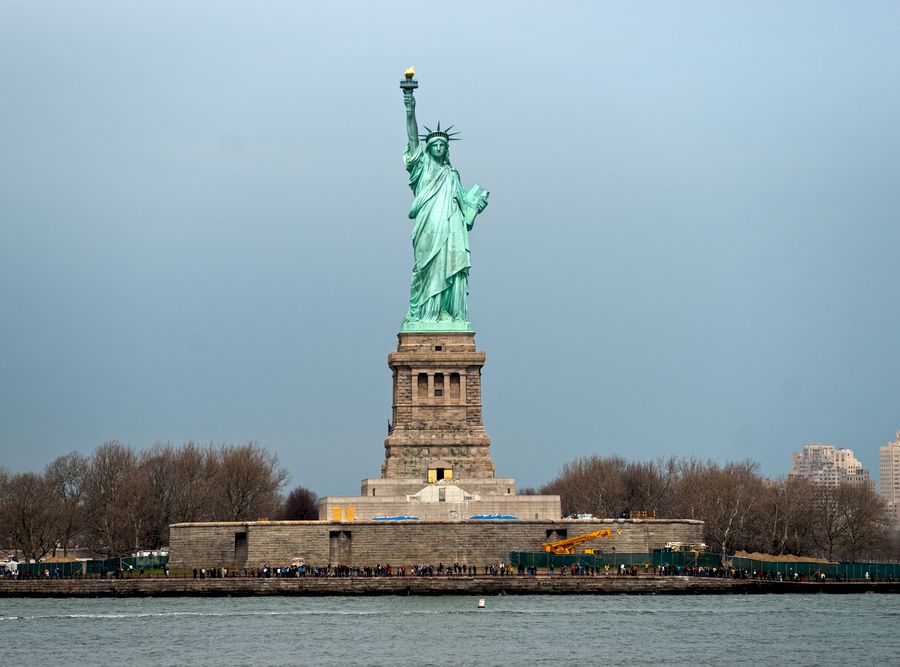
168, 518, 704, 568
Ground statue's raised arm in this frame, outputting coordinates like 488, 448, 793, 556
403, 90, 418, 154
401, 67, 419, 153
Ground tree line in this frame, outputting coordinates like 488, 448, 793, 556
0, 441, 317, 561
535, 455, 898, 563
3, 445, 896, 563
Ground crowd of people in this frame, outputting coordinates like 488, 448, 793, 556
192, 562, 520, 578
182, 561, 895, 582
3, 560, 894, 583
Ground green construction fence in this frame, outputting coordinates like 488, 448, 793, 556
510, 550, 720, 570
728, 554, 900, 580
12, 555, 169, 578
509, 550, 900, 579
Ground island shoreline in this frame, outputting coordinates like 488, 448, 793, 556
2, 576, 898, 597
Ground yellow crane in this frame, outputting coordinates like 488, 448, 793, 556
542, 529, 615, 555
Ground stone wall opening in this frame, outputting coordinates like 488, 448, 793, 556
234, 531, 248, 567
417, 373, 427, 401
329, 530, 352, 566
427, 466, 452, 483
434, 372, 444, 398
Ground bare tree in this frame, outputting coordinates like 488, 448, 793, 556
780, 478, 818, 556
0, 472, 59, 560
752, 477, 817, 556
83, 441, 140, 556
0, 466, 8, 542
213, 443, 288, 521
45, 452, 88, 556
813, 486, 844, 562
623, 457, 680, 517
878, 527, 900, 562
134, 444, 177, 548
837, 484, 889, 562
170, 442, 217, 523
135, 442, 235, 545
280, 485, 319, 520
670, 458, 717, 521
540, 455, 629, 517
680, 460, 762, 557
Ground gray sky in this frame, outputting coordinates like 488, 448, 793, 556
2, 1, 899, 494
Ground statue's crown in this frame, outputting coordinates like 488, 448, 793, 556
420, 121, 460, 144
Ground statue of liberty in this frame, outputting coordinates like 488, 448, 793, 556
400, 70, 489, 331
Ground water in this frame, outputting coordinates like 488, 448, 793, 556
2, 594, 898, 665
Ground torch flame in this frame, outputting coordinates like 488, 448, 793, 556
404, 66, 415, 80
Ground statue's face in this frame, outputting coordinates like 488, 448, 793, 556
428, 141, 448, 162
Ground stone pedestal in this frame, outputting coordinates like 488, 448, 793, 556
382, 332, 494, 481
317, 329, 561, 521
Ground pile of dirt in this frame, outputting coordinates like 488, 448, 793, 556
734, 550, 830, 564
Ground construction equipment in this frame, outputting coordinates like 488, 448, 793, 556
617, 509, 657, 519
542, 529, 615, 554
663, 542, 708, 552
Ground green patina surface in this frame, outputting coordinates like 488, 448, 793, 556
400, 75, 488, 332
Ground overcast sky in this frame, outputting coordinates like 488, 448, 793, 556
2, 1, 899, 494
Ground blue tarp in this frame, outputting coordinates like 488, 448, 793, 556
372, 516, 421, 521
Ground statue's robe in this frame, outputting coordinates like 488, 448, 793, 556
404, 143, 480, 322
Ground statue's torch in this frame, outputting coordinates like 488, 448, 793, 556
400, 66, 418, 95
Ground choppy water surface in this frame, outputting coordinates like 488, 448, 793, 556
2, 594, 899, 665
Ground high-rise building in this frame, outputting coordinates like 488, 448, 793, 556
880, 431, 900, 524
789, 444, 876, 492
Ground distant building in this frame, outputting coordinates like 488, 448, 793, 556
789, 444, 875, 492
880, 431, 900, 524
